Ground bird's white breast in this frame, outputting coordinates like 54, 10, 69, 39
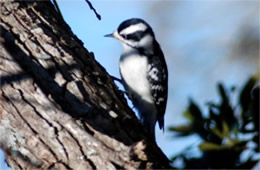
119, 49, 153, 103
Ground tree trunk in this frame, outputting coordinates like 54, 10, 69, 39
0, 1, 170, 169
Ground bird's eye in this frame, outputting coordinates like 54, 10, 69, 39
121, 34, 128, 39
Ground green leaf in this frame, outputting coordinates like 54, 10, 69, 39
210, 121, 230, 139
222, 121, 230, 137
211, 127, 224, 139
217, 83, 236, 128
169, 124, 193, 134
218, 83, 229, 103
183, 110, 194, 121
199, 142, 226, 151
239, 73, 259, 111
251, 86, 259, 131
188, 99, 203, 121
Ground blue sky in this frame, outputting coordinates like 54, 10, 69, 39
1, 0, 259, 168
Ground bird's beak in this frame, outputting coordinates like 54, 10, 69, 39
104, 33, 114, 38
105, 31, 121, 40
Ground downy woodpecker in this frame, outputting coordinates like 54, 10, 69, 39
105, 18, 168, 140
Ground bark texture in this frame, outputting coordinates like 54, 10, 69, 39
0, 1, 170, 169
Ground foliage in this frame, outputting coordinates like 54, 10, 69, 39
169, 74, 259, 169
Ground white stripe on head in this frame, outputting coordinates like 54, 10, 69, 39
139, 34, 153, 47
119, 23, 148, 35
129, 34, 153, 47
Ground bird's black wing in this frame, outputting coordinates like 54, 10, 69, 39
144, 41, 168, 130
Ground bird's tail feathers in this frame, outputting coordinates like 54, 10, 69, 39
158, 116, 165, 132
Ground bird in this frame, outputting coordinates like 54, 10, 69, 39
105, 18, 168, 140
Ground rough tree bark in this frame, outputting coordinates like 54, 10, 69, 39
0, 1, 170, 169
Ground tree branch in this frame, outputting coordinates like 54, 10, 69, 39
0, 1, 169, 169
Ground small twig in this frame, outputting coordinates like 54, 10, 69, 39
85, 0, 101, 20
111, 76, 123, 84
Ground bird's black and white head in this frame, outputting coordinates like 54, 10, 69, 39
105, 18, 156, 50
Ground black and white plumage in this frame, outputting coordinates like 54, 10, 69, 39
105, 18, 168, 140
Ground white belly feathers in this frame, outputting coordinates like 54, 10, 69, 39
119, 53, 153, 104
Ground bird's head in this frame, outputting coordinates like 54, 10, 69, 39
105, 18, 155, 50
